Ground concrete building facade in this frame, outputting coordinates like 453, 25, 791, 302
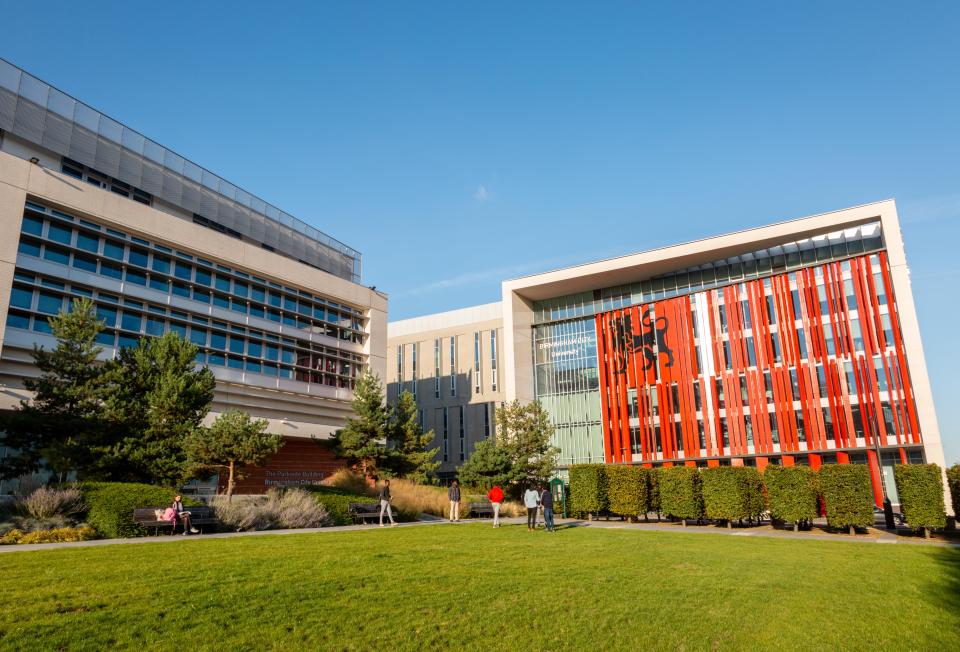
392, 201, 945, 509
0, 60, 386, 493
387, 303, 503, 477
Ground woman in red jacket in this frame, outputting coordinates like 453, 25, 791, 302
487, 485, 504, 528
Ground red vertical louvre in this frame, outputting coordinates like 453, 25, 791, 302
877, 252, 921, 442
596, 313, 614, 463
756, 456, 769, 472
866, 449, 884, 508
863, 256, 888, 350
851, 257, 879, 355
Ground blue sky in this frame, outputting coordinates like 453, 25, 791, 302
4, 2, 959, 462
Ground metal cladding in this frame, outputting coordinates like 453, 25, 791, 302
595, 251, 918, 506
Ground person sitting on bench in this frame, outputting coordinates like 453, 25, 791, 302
171, 494, 199, 535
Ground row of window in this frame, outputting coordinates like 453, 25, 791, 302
438, 404, 496, 463
19, 209, 364, 343
7, 271, 363, 388
61, 158, 153, 206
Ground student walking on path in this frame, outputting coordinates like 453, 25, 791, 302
448, 480, 461, 522
540, 486, 555, 532
379, 479, 396, 527
487, 485, 504, 528
523, 486, 540, 531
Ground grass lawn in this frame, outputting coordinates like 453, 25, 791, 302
1, 524, 958, 651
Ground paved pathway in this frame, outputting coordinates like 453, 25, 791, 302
2, 515, 956, 554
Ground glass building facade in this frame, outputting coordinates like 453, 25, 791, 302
8, 201, 365, 389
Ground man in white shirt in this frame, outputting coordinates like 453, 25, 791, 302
523, 486, 540, 531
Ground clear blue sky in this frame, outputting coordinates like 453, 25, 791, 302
4, 2, 959, 462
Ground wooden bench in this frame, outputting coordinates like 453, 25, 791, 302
134, 506, 219, 535
468, 502, 494, 518
348, 502, 384, 524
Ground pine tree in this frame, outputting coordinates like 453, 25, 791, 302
329, 371, 390, 477
185, 410, 283, 499
496, 400, 559, 487
386, 391, 440, 482
0, 298, 115, 480
457, 438, 514, 490
105, 332, 216, 485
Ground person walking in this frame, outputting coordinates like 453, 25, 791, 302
487, 485, 504, 528
448, 480, 461, 522
378, 479, 396, 527
540, 485, 556, 532
523, 485, 540, 531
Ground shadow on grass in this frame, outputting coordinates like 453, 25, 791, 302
926, 546, 960, 617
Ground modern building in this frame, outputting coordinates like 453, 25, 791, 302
387, 303, 503, 477
392, 200, 945, 508
0, 59, 387, 493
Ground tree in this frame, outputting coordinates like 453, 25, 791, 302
385, 391, 440, 482
457, 439, 514, 490
0, 298, 115, 480
328, 371, 390, 477
104, 332, 215, 485
185, 410, 283, 499
496, 400, 559, 488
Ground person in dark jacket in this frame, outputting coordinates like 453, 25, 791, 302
448, 480, 461, 522
378, 479, 396, 527
540, 486, 555, 532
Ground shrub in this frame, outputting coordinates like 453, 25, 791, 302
305, 486, 378, 526
569, 464, 607, 517
16, 487, 86, 520
763, 465, 819, 530
324, 468, 375, 496
0, 529, 24, 544
701, 467, 763, 526
15, 527, 96, 544
604, 465, 648, 520
10, 515, 71, 532
946, 464, 960, 519
893, 464, 946, 536
388, 478, 456, 519
77, 482, 198, 539
819, 464, 874, 533
659, 466, 704, 522
213, 488, 330, 531
648, 468, 661, 518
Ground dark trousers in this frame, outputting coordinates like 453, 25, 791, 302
543, 507, 555, 531
527, 507, 538, 529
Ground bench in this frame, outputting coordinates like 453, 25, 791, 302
348, 502, 384, 524
134, 506, 219, 535
468, 502, 494, 518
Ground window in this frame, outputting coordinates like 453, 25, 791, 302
490, 330, 498, 391
96, 305, 117, 327
484, 403, 492, 438
77, 232, 99, 253
103, 241, 125, 261
21, 215, 43, 236
174, 262, 192, 281
411, 342, 418, 398
126, 269, 146, 286
43, 245, 70, 265
6, 311, 30, 329
172, 282, 190, 298
36, 292, 62, 314
129, 248, 149, 268
442, 407, 449, 462
190, 328, 207, 347
229, 336, 244, 355
396, 344, 404, 388
449, 336, 457, 396
474, 332, 482, 393
146, 316, 165, 336
120, 311, 142, 333
47, 223, 73, 245
18, 240, 40, 257
434, 338, 441, 398
11, 287, 32, 309
459, 407, 465, 461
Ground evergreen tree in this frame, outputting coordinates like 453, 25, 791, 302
329, 371, 390, 477
496, 400, 559, 487
456, 438, 513, 490
385, 391, 440, 482
185, 410, 283, 499
0, 298, 115, 480
104, 332, 215, 485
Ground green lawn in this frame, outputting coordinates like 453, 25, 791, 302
1, 524, 957, 651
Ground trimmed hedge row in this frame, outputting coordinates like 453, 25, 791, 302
947, 464, 960, 519
659, 466, 703, 522
808, 464, 873, 533
893, 464, 946, 536
569, 464, 607, 516
605, 465, 647, 520
701, 467, 764, 526
764, 465, 819, 530
77, 482, 199, 539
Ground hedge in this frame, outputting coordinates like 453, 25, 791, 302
605, 465, 648, 520
648, 468, 661, 517
947, 464, 960, 519
818, 464, 874, 533
763, 465, 819, 530
304, 486, 377, 526
569, 464, 608, 517
701, 467, 763, 526
658, 466, 703, 522
76, 482, 199, 539
893, 464, 946, 536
